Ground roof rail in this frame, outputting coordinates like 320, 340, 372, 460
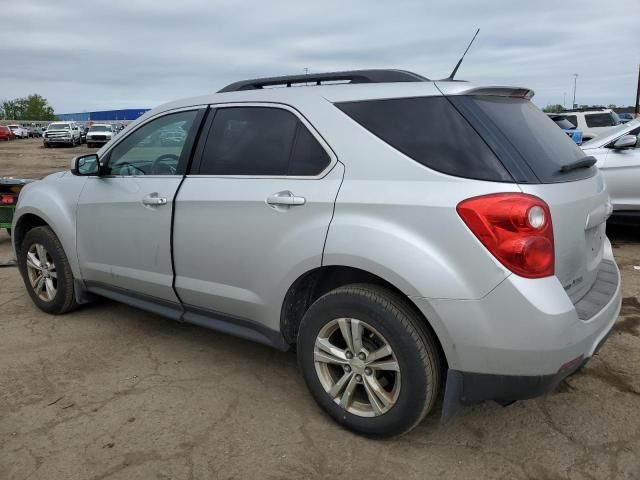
217, 69, 429, 93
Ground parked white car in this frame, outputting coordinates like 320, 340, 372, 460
552, 109, 620, 141
86, 124, 115, 148
7, 124, 28, 138
582, 118, 640, 219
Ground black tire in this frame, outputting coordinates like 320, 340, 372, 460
297, 284, 441, 437
17, 226, 78, 314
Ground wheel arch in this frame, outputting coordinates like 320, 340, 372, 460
280, 265, 449, 369
13, 213, 49, 255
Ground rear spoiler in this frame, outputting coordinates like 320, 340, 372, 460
460, 86, 535, 100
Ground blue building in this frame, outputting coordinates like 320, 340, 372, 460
56, 109, 150, 122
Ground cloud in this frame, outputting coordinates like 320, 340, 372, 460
1, 0, 638, 113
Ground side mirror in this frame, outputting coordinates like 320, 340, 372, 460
71, 154, 100, 176
612, 135, 637, 149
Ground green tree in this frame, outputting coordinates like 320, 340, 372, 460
543, 104, 565, 113
1, 94, 56, 121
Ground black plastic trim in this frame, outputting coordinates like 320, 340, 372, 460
182, 304, 289, 351
83, 281, 289, 351
441, 358, 589, 423
85, 281, 184, 321
218, 69, 429, 93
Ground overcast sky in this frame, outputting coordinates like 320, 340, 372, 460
1, 0, 638, 114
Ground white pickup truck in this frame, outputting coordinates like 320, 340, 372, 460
43, 122, 81, 147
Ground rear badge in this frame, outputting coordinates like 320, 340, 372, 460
563, 276, 583, 291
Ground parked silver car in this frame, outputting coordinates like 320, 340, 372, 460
582, 118, 640, 219
12, 70, 621, 436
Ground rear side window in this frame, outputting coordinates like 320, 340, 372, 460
336, 97, 512, 182
198, 107, 330, 176
585, 113, 618, 128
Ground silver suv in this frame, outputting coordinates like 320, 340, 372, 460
12, 70, 621, 436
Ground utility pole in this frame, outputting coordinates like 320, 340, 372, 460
572, 73, 578, 109
635, 64, 640, 118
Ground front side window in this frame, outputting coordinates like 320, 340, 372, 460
586, 113, 618, 128
198, 107, 330, 176
107, 110, 197, 176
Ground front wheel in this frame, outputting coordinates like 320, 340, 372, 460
17, 226, 78, 314
297, 284, 441, 437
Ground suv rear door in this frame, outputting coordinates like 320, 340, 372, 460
173, 104, 343, 330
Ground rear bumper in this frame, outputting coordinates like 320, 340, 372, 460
412, 241, 621, 418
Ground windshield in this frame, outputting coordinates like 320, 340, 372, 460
451, 96, 593, 183
582, 118, 640, 147
89, 125, 111, 132
48, 123, 70, 130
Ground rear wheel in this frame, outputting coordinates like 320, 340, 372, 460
17, 226, 78, 314
297, 284, 441, 437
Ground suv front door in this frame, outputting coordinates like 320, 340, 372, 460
173, 104, 343, 331
76, 109, 202, 307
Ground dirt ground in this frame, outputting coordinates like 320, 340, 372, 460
0, 138, 639, 480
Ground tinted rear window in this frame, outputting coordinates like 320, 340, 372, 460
336, 97, 512, 182
585, 113, 618, 128
451, 96, 593, 183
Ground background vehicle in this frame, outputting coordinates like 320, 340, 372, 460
86, 124, 115, 148
0, 126, 14, 141
617, 112, 634, 124
548, 114, 583, 144
7, 124, 28, 139
0, 177, 34, 235
12, 70, 621, 437
43, 122, 81, 147
553, 108, 620, 141
582, 118, 640, 219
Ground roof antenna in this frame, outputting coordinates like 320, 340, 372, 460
445, 28, 480, 81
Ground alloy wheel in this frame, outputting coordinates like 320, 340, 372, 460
314, 317, 401, 417
25, 243, 58, 301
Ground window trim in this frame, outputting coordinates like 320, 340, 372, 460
97, 105, 207, 179
187, 102, 337, 179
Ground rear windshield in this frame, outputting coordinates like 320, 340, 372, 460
585, 113, 618, 128
450, 96, 593, 183
336, 97, 512, 182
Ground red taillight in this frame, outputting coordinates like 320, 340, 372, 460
1, 195, 15, 205
457, 193, 554, 278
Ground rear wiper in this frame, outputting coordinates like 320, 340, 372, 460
559, 156, 597, 173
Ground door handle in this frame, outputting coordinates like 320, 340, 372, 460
142, 194, 168, 206
266, 191, 306, 207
